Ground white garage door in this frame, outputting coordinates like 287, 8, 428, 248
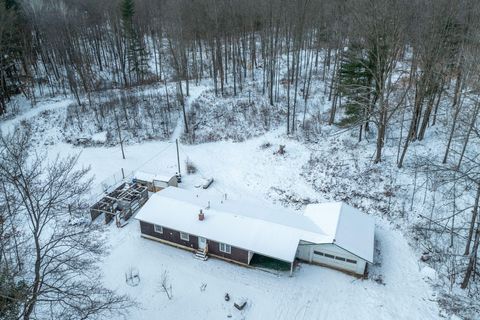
312, 250, 358, 273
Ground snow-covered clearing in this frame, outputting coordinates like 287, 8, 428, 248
0, 79, 454, 319
42, 129, 441, 320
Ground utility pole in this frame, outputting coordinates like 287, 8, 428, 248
176, 139, 181, 176
113, 108, 126, 160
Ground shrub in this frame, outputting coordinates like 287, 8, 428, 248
259, 141, 272, 149
185, 158, 197, 174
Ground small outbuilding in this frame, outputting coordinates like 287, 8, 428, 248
90, 182, 148, 226
135, 187, 375, 276
134, 171, 178, 192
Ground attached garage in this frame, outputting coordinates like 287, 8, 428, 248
297, 242, 367, 275
296, 203, 375, 276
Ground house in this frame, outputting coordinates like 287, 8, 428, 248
134, 187, 375, 276
133, 171, 178, 192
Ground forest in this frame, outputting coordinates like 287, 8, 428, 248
1, 0, 480, 319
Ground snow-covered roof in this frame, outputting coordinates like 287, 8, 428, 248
134, 171, 174, 183
135, 187, 375, 263
304, 203, 375, 263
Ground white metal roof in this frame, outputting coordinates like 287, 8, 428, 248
134, 171, 174, 183
304, 202, 375, 263
135, 187, 375, 263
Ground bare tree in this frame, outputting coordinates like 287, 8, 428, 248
0, 129, 132, 320
159, 270, 173, 300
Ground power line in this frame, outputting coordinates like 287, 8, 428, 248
92, 142, 175, 199
178, 145, 227, 196
130, 142, 174, 174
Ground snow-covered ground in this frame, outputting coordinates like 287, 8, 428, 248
42, 130, 441, 320
0, 96, 74, 134
102, 217, 439, 320
1, 84, 449, 319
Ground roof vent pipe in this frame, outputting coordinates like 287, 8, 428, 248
198, 209, 204, 221
206, 201, 210, 209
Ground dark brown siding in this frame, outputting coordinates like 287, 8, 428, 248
139, 221, 198, 250
208, 239, 249, 264
139, 221, 249, 264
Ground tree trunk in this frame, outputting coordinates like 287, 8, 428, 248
375, 92, 387, 164
443, 71, 463, 164
465, 185, 480, 256
461, 219, 480, 289
457, 102, 479, 168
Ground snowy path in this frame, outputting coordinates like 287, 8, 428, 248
0, 97, 74, 134
170, 84, 208, 142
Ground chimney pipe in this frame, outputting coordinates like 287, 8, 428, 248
198, 209, 204, 221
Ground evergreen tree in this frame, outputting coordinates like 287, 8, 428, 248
0, 0, 24, 114
338, 44, 373, 128
4, 0, 19, 10
121, 0, 135, 28
120, 0, 148, 84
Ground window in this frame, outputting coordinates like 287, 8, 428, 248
219, 243, 231, 254
314, 249, 354, 263
154, 225, 163, 234
180, 232, 190, 241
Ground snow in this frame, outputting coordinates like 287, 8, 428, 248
134, 170, 174, 183
2, 85, 444, 320
0, 97, 73, 134
421, 266, 438, 281
102, 218, 439, 320
34, 127, 440, 320
305, 202, 375, 263
305, 202, 343, 236
76, 131, 440, 319
91, 131, 107, 143
170, 84, 208, 141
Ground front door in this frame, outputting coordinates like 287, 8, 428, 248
198, 237, 207, 250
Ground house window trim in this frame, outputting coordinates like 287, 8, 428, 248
219, 243, 231, 254
180, 232, 190, 241
154, 224, 163, 234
